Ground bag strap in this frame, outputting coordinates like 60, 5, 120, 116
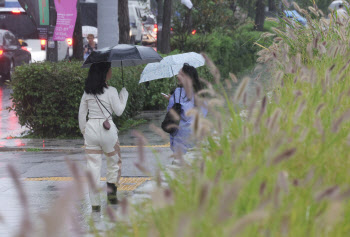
179, 88, 182, 103
94, 95, 112, 118
173, 88, 182, 104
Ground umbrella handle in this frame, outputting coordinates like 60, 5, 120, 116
122, 61, 125, 87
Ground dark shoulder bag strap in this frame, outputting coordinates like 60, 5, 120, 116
179, 88, 182, 103
95, 95, 112, 118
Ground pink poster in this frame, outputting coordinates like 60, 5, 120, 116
53, 0, 78, 41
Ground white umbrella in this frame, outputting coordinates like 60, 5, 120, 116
139, 52, 205, 83
329, 0, 349, 10
82, 26, 98, 38
181, 0, 193, 9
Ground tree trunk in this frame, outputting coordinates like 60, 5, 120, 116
160, 0, 171, 54
118, 0, 130, 44
229, 0, 237, 14
156, 0, 163, 51
72, 3, 83, 60
254, 0, 265, 31
184, 8, 192, 34
268, 0, 276, 12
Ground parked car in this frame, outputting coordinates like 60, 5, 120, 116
129, 3, 143, 44
142, 15, 157, 46
0, 29, 31, 81
284, 10, 307, 26
0, 1, 72, 62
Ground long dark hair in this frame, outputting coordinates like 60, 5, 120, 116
84, 62, 111, 95
182, 63, 202, 93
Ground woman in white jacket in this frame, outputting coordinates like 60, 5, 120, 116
79, 62, 128, 211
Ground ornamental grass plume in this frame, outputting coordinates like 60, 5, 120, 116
7, 164, 32, 237
331, 108, 350, 133
277, 171, 289, 194
229, 72, 238, 84
229, 210, 268, 236
315, 186, 340, 202
233, 77, 250, 103
149, 123, 168, 140
271, 147, 297, 165
202, 53, 220, 84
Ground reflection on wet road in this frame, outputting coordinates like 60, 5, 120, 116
0, 85, 27, 140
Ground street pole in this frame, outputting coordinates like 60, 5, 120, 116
98, 0, 119, 49
47, 0, 58, 62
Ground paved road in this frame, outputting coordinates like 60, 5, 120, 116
0, 148, 173, 236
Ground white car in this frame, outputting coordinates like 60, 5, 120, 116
129, 3, 143, 44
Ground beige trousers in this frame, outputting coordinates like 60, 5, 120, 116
84, 119, 122, 206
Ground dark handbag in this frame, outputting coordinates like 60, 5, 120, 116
161, 88, 182, 134
95, 95, 112, 130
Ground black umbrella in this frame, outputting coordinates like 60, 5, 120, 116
82, 44, 163, 86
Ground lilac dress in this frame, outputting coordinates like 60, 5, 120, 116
167, 87, 207, 153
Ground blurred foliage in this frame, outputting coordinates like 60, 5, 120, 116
294, 0, 334, 14
171, 21, 278, 77
9, 61, 86, 138
173, 0, 242, 34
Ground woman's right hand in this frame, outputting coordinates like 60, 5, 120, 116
120, 87, 129, 98
121, 87, 128, 93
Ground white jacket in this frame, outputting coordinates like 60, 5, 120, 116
78, 86, 129, 134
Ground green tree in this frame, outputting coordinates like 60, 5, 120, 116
294, 0, 333, 14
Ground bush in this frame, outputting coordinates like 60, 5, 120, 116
171, 21, 278, 77
10, 61, 86, 138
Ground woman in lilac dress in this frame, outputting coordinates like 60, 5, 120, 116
163, 63, 207, 154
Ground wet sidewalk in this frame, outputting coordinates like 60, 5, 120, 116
0, 110, 169, 152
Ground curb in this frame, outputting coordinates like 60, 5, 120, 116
0, 147, 84, 153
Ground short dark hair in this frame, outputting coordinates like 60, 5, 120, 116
182, 63, 202, 93
339, 4, 343, 8
84, 62, 111, 95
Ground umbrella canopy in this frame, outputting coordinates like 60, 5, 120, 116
82, 26, 98, 38
329, 0, 349, 10
139, 52, 205, 83
82, 44, 162, 68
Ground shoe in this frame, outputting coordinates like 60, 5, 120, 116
107, 182, 118, 204
92, 205, 101, 212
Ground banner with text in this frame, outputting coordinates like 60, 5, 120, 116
53, 0, 77, 41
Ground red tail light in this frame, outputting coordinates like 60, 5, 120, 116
0, 50, 3, 55
66, 38, 73, 46
191, 29, 196, 35
153, 24, 158, 33
40, 39, 46, 50
12, 10, 21, 14
21, 46, 29, 51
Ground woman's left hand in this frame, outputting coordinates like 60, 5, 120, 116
162, 94, 171, 101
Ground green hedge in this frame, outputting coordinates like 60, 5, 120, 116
171, 21, 278, 77
10, 61, 86, 138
